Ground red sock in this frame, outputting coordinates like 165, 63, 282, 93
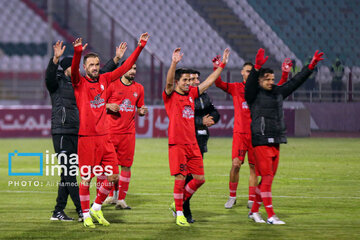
249, 186, 256, 202
260, 175, 275, 218
96, 174, 107, 195
174, 179, 185, 211
184, 179, 205, 201
94, 179, 114, 205
79, 183, 90, 214
229, 182, 238, 198
250, 184, 262, 213
119, 171, 131, 200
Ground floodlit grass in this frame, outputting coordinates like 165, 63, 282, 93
0, 137, 359, 239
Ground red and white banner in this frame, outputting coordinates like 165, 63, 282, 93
0, 105, 237, 138
0, 105, 301, 138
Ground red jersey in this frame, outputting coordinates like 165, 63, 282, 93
71, 42, 145, 136
215, 76, 251, 133
107, 80, 144, 134
162, 86, 199, 145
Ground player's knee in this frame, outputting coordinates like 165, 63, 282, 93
232, 158, 242, 168
121, 166, 131, 172
81, 178, 91, 185
193, 175, 205, 182
107, 174, 119, 183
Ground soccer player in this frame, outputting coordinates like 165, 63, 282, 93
183, 69, 220, 223
71, 33, 149, 228
46, 40, 126, 222
102, 61, 148, 209
164, 47, 230, 227
213, 58, 256, 209
245, 48, 323, 224
213, 56, 293, 209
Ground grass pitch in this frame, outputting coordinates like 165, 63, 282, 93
0, 137, 359, 240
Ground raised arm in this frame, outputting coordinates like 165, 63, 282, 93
45, 41, 66, 92
109, 33, 149, 81
245, 48, 268, 104
198, 48, 230, 95
277, 58, 293, 86
71, 38, 88, 86
100, 42, 128, 73
165, 48, 183, 95
279, 50, 324, 98
212, 55, 231, 93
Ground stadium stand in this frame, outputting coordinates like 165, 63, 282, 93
0, 0, 64, 72
73, 0, 245, 69
246, 0, 360, 67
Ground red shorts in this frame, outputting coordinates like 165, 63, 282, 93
253, 145, 280, 177
78, 134, 119, 179
168, 144, 204, 176
111, 133, 135, 167
232, 132, 255, 164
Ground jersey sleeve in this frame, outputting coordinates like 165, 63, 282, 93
71, 45, 83, 87
162, 90, 171, 103
137, 85, 145, 108
215, 74, 235, 95
189, 86, 199, 99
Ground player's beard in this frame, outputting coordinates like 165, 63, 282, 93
87, 70, 99, 80
125, 75, 135, 81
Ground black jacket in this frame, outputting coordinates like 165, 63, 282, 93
245, 66, 312, 146
45, 58, 118, 135
195, 92, 220, 153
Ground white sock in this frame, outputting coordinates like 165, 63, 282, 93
92, 202, 102, 211
113, 190, 119, 200
176, 211, 183, 216
230, 196, 236, 199
83, 212, 90, 219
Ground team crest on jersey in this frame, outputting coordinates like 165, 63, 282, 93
119, 99, 135, 112
182, 105, 194, 119
90, 94, 105, 108
189, 97, 193, 103
133, 92, 138, 98
100, 84, 104, 91
242, 101, 249, 109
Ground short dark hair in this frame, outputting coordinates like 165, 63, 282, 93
175, 68, 191, 81
84, 52, 99, 64
259, 68, 274, 78
243, 62, 253, 68
188, 69, 201, 76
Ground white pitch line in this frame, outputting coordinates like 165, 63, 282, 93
1, 190, 360, 199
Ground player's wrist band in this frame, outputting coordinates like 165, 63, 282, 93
219, 62, 226, 68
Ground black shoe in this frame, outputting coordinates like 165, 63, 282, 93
77, 211, 84, 222
183, 200, 195, 223
186, 215, 195, 224
50, 211, 74, 221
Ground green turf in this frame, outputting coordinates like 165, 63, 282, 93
1, 137, 359, 239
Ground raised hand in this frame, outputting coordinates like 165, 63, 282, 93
172, 48, 183, 64
254, 48, 269, 70
72, 38, 88, 51
53, 40, 66, 59
115, 42, 127, 60
212, 55, 221, 68
221, 48, 230, 65
138, 32, 150, 47
308, 50, 324, 70
282, 58, 293, 73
